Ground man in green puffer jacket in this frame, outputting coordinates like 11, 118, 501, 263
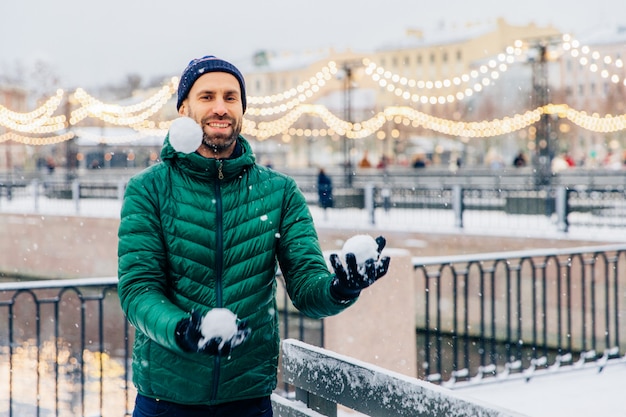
117, 55, 391, 417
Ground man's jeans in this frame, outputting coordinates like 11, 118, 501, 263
132, 393, 273, 417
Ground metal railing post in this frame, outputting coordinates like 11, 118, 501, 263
364, 183, 375, 225
117, 179, 126, 201
556, 186, 569, 233
72, 179, 80, 214
32, 179, 40, 212
453, 185, 464, 228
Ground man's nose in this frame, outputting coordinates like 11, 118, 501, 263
213, 98, 228, 115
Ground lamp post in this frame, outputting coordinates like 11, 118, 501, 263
532, 43, 552, 187
343, 64, 353, 187
64, 94, 76, 181
527, 36, 562, 188
339, 60, 361, 187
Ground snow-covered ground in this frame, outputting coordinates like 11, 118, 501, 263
3, 193, 626, 243
2, 195, 626, 416
452, 358, 626, 417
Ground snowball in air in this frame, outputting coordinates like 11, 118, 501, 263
168, 116, 203, 154
342, 234, 379, 266
198, 308, 238, 349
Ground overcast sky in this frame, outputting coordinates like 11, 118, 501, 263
1, 0, 624, 89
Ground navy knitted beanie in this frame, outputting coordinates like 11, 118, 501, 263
176, 55, 247, 112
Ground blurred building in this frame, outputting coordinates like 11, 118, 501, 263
553, 25, 626, 168
0, 85, 29, 173
240, 18, 562, 169
69, 84, 176, 173
3, 19, 626, 174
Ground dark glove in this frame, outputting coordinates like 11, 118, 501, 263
175, 310, 204, 352
175, 310, 250, 356
330, 235, 391, 301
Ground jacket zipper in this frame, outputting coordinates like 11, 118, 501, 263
211, 160, 224, 401
215, 161, 224, 308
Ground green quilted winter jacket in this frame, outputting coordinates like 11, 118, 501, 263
117, 135, 353, 406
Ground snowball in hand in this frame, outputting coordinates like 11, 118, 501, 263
168, 116, 203, 154
341, 234, 380, 266
198, 308, 239, 350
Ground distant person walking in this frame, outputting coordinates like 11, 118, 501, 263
513, 151, 527, 167
317, 168, 333, 218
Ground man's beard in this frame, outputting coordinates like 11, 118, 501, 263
200, 115, 242, 155
202, 130, 237, 154
185, 107, 242, 155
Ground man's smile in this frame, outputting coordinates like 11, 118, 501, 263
207, 121, 230, 129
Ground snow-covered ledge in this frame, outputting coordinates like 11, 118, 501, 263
276, 339, 529, 417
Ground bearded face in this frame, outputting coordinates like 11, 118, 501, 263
188, 109, 242, 156
178, 71, 245, 159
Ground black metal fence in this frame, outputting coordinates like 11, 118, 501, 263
0, 276, 321, 417
413, 244, 626, 385
2, 243, 625, 415
0, 277, 130, 417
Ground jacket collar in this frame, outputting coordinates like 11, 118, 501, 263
160, 135, 256, 181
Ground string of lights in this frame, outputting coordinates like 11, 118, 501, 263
71, 79, 177, 116
0, 89, 64, 123
1, 36, 624, 145
83, 103, 625, 144
361, 35, 626, 107
562, 34, 625, 85
0, 131, 75, 145
70, 80, 177, 126
3, 102, 624, 146
0, 89, 66, 133
247, 104, 626, 140
245, 62, 338, 113
362, 48, 519, 105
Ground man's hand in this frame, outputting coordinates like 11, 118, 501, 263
330, 235, 391, 301
175, 309, 250, 356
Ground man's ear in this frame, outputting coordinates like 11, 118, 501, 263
178, 103, 187, 116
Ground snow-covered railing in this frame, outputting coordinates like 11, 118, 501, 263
274, 339, 528, 417
5, 174, 626, 232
